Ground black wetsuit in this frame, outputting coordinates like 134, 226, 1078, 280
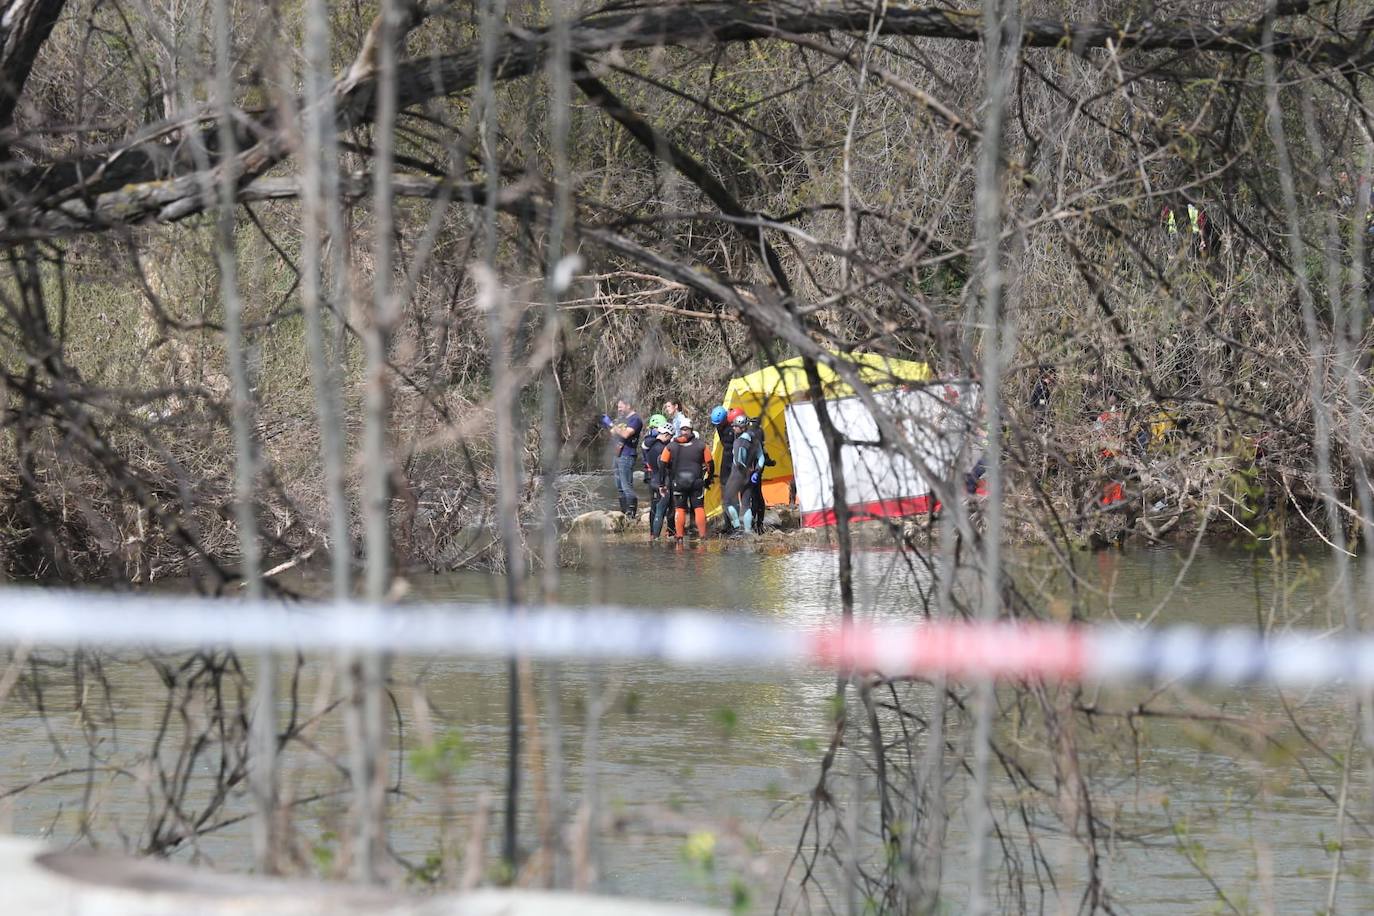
644, 436, 674, 536
665, 435, 712, 508
748, 423, 770, 533
714, 421, 737, 494
723, 428, 758, 530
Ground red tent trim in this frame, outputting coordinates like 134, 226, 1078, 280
802, 494, 935, 528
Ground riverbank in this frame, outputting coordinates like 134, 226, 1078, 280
0, 836, 722, 915
0, 453, 1320, 588
562, 491, 1250, 555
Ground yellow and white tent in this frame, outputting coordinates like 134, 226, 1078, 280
705, 353, 933, 521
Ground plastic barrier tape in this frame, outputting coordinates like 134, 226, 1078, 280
0, 588, 1366, 686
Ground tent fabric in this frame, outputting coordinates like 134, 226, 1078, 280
705, 354, 932, 520
787, 385, 977, 527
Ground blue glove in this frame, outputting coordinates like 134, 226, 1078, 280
599, 414, 613, 428
749, 470, 761, 485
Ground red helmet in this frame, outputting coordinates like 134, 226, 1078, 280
726, 407, 746, 424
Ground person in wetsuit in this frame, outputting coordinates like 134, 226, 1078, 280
711, 406, 736, 497
662, 417, 713, 542
722, 413, 757, 535
643, 423, 676, 540
746, 416, 773, 533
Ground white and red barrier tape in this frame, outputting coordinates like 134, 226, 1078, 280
0, 587, 1365, 686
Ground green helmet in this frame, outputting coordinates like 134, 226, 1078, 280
648, 413, 668, 430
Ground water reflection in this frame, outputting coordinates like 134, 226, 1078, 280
0, 541, 1368, 912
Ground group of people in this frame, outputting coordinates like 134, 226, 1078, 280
600, 397, 771, 542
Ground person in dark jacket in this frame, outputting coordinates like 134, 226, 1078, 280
662, 418, 713, 543
643, 424, 676, 540
600, 397, 643, 520
1029, 365, 1055, 417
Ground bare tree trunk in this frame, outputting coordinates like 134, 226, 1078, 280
473, 0, 525, 875
355, 0, 405, 884
967, 0, 1018, 911
297, 0, 362, 883
210, 0, 274, 872
300, 0, 351, 607
537, 0, 576, 887
0, 0, 66, 132
1342, 133, 1374, 901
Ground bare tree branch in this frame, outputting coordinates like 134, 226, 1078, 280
1, 1, 1367, 242
0, 0, 66, 132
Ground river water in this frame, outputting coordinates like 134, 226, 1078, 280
2, 537, 1370, 912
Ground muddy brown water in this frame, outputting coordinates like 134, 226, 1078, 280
1, 537, 1369, 912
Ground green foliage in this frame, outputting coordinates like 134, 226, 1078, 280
824, 692, 845, 723
310, 831, 338, 874
407, 851, 445, 886
409, 730, 472, 784
730, 878, 751, 914
1227, 462, 1272, 544
711, 706, 739, 738
489, 858, 515, 886
915, 261, 967, 297
683, 829, 716, 869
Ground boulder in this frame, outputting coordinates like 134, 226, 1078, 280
759, 506, 802, 530
772, 505, 801, 529
569, 510, 629, 536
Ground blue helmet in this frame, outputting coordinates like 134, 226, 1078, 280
710, 405, 727, 425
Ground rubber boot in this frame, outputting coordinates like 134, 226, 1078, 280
628, 496, 639, 523
741, 506, 753, 534
617, 495, 628, 516
725, 505, 741, 533
674, 508, 687, 543
694, 507, 707, 539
